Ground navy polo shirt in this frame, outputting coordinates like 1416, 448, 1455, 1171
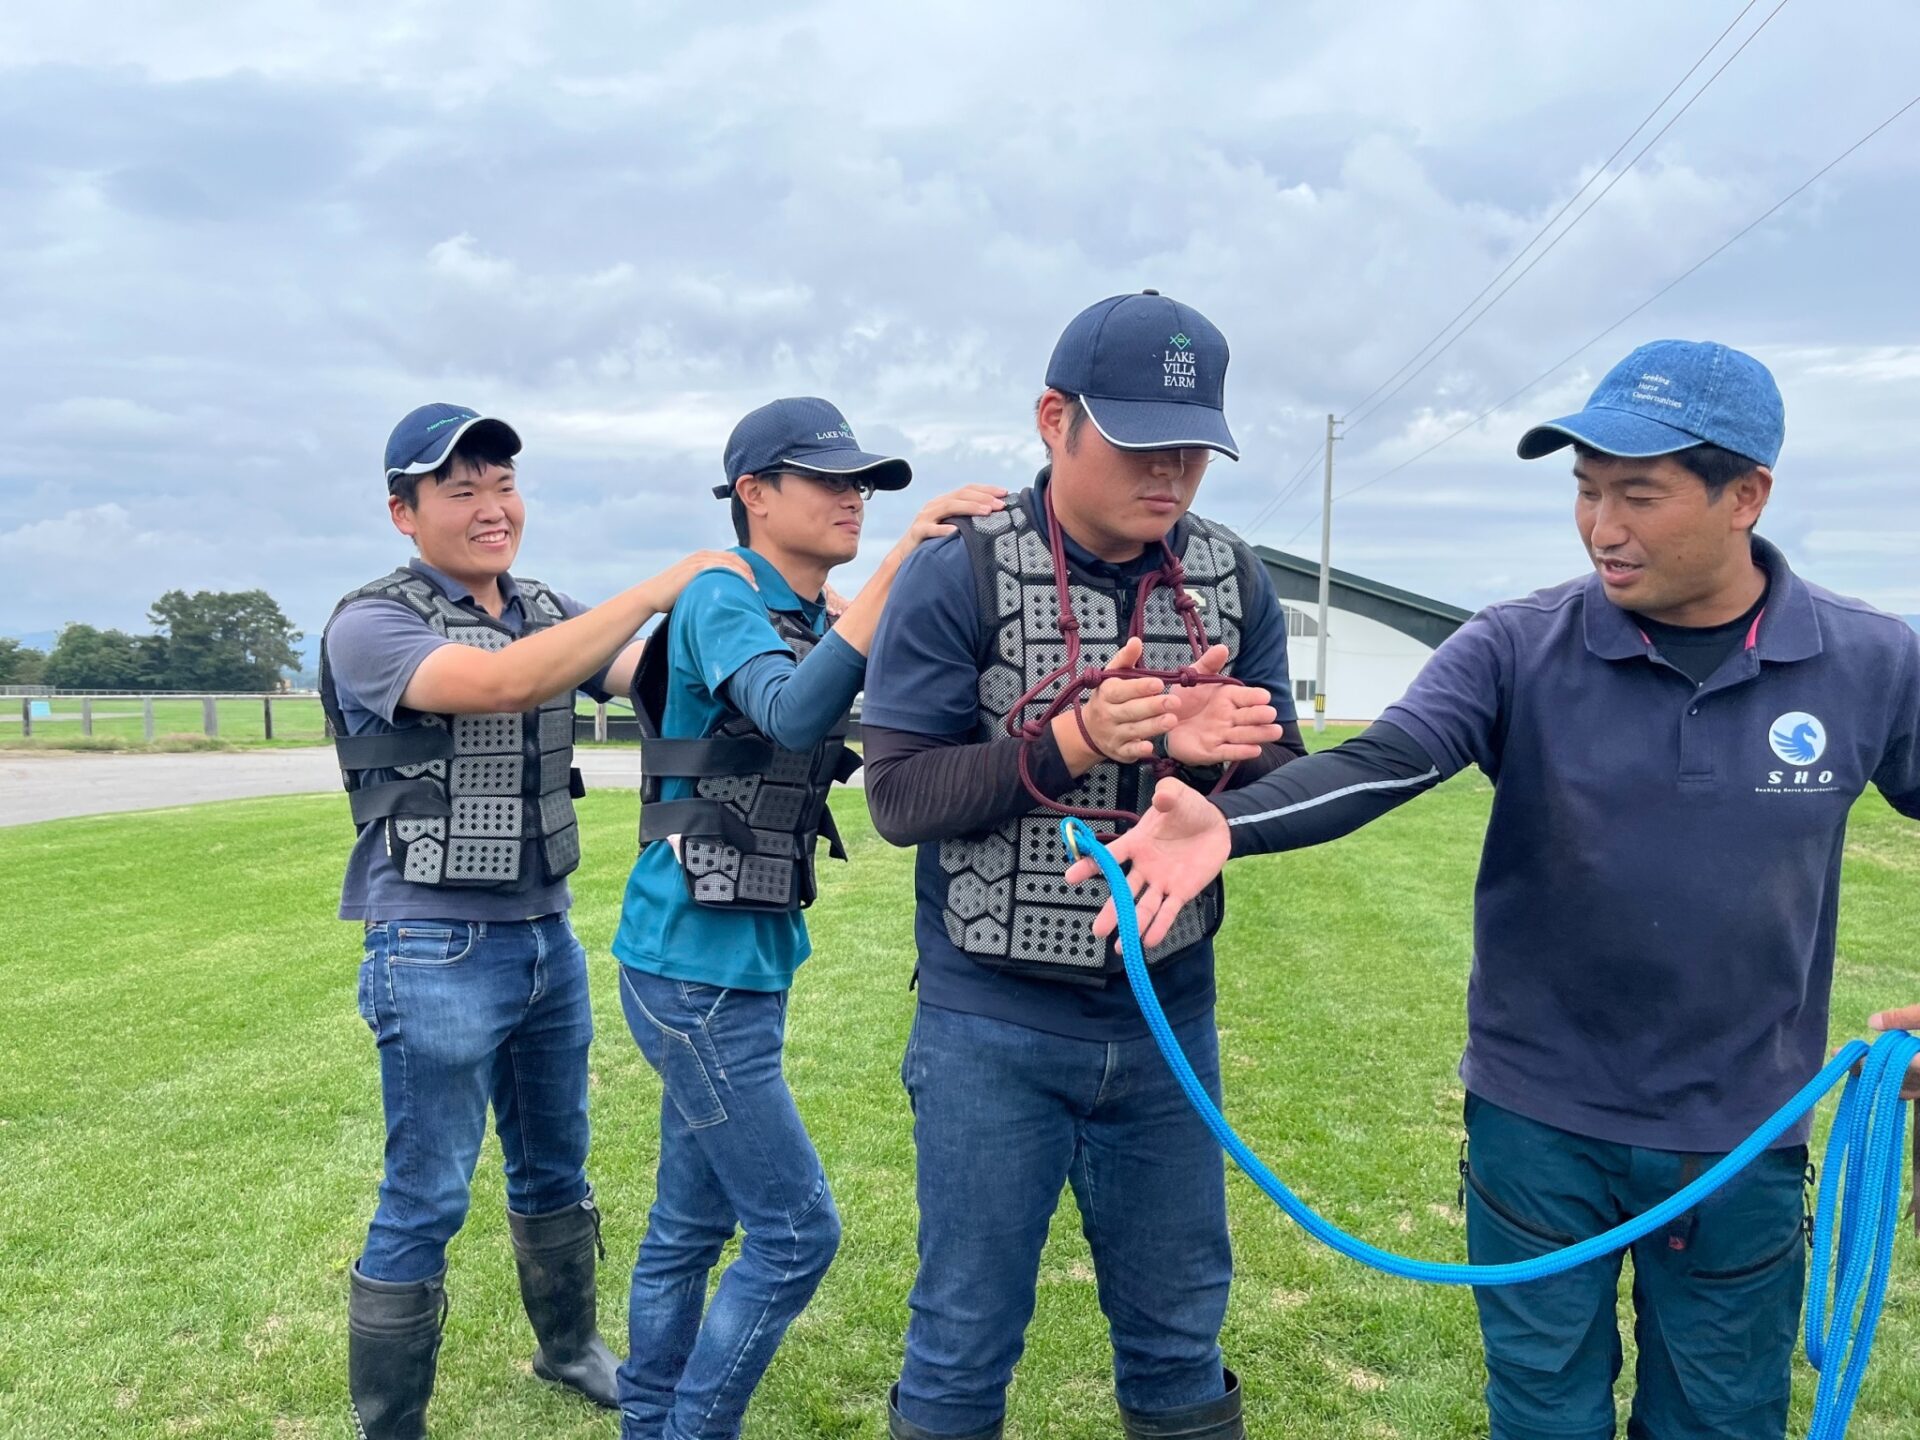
863, 488, 1298, 1041
1380, 536, 1920, 1152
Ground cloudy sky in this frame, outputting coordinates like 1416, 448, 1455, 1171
3, 0, 1917, 648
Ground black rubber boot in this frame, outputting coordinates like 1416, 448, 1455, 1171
887, 1384, 1004, 1439
1120, 1368, 1246, 1439
508, 1190, 620, 1409
347, 1263, 447, 1440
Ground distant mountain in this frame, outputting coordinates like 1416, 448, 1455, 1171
1906, 616, 1920, 633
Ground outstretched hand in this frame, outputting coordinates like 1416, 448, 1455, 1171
1062, 775, 1232, 948
1869, 1005, 1920, 1100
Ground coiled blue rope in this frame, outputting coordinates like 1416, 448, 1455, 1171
1061, 816, 1918, 1439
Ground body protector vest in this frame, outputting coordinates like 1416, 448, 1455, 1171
633, 606, 862, 912
939, 495, 1256, 982
318, 569, 584, 892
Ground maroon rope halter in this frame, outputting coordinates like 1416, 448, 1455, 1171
1008, 486, 1248, 826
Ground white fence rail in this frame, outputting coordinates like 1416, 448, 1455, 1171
9, 691, 323, 741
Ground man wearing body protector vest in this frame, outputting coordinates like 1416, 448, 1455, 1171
610, 397, 1004, 1440
1068, 341, 1920, 1439
861, 293, 1305, 1440
321, 404, 753, 1439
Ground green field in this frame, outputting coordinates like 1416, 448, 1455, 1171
3, 774, 1918, 1437
0, 695, 331, 749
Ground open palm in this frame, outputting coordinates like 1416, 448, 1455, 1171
1062, 776, 1232, 948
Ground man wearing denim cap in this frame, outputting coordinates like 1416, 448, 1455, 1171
320, 403, 751, 1438
863, 293, 1302, 1439
1066, 338, 1920, 1438
608, 397, 1003, 1440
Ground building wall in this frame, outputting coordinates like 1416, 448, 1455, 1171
1279, 603, 1437, 723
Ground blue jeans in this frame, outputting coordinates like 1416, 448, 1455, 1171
895, 1003, 1233, 1435
356, 915, 594, 1283
616, 967, 841, 1440
1464, 1093, 1810, 1440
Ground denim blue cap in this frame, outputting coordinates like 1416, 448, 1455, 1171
1517, 340, 1784, 468
1045, 290, 1238, 460
714, 397, 912, 500
384, 403, 522, 487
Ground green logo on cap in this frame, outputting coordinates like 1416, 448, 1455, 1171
1169, 332, 1192, 350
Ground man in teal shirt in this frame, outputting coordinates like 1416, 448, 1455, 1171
609, 396, 1002, 1440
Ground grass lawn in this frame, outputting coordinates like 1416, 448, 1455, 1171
2, 769, 1918, 1437
0, 696, 331, 751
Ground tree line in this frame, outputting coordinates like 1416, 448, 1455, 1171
0, 590, 303, 692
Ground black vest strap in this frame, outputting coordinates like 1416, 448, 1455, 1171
348, 778, 454, 825
333, 726, 455, 772
640, 734, 774, 779
639, 798, 760, 852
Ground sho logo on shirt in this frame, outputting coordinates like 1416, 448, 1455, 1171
1758, 710, 1839, 792
1769, 711, 1826, 765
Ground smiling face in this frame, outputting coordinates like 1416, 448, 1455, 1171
1038, 390, 1214, 561
1573, 450, 1771, 625
389, 457, 524, 588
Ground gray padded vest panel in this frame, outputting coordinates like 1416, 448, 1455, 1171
939, 499, 1252, 978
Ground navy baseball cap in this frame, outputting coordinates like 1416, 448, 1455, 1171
385, 403, 522, 487
1044, 290, 1238, 460
714, 397, 912, 500
1517, 340, 1784, 468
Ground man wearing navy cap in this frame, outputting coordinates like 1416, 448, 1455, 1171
1069, 340, 1920, 1438
862, 294, 1302, 1439
608, 398, 1002, 1440
320, 404, 752, 1438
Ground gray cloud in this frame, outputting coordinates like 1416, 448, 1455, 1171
2, 0, 1916, 640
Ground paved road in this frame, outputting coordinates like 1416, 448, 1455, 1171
1, 747, 652, 827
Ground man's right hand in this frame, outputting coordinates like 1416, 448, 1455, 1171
1054, 636, 1179, 772
638, 549, 757, 613
1062, 774, 1232, 947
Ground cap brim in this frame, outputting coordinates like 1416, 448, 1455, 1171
780, 450, 914, 490
1079, 395, 1239, 460
1516, 407, 1702, 461
386, 416, 523, 480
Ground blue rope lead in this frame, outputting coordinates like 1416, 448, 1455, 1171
1061, 816, 1918, 1440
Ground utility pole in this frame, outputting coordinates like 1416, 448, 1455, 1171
1313, 413, 1338, 733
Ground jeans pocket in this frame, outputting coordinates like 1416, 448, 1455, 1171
676, 980, 729, 1028
624, 975, 728, 1129
388, 923, 476, 967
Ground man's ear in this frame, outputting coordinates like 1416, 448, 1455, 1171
736, 474, 772, 521
1035, 389, 1071, 453
1731, 465, 1773, 533
387, 493, 419, 539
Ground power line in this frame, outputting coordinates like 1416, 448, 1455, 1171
1338, 0, 1765, 425
1339, 0, 1791, 437
1238, 440, 1324, 538
1327, 91, 1920, 508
